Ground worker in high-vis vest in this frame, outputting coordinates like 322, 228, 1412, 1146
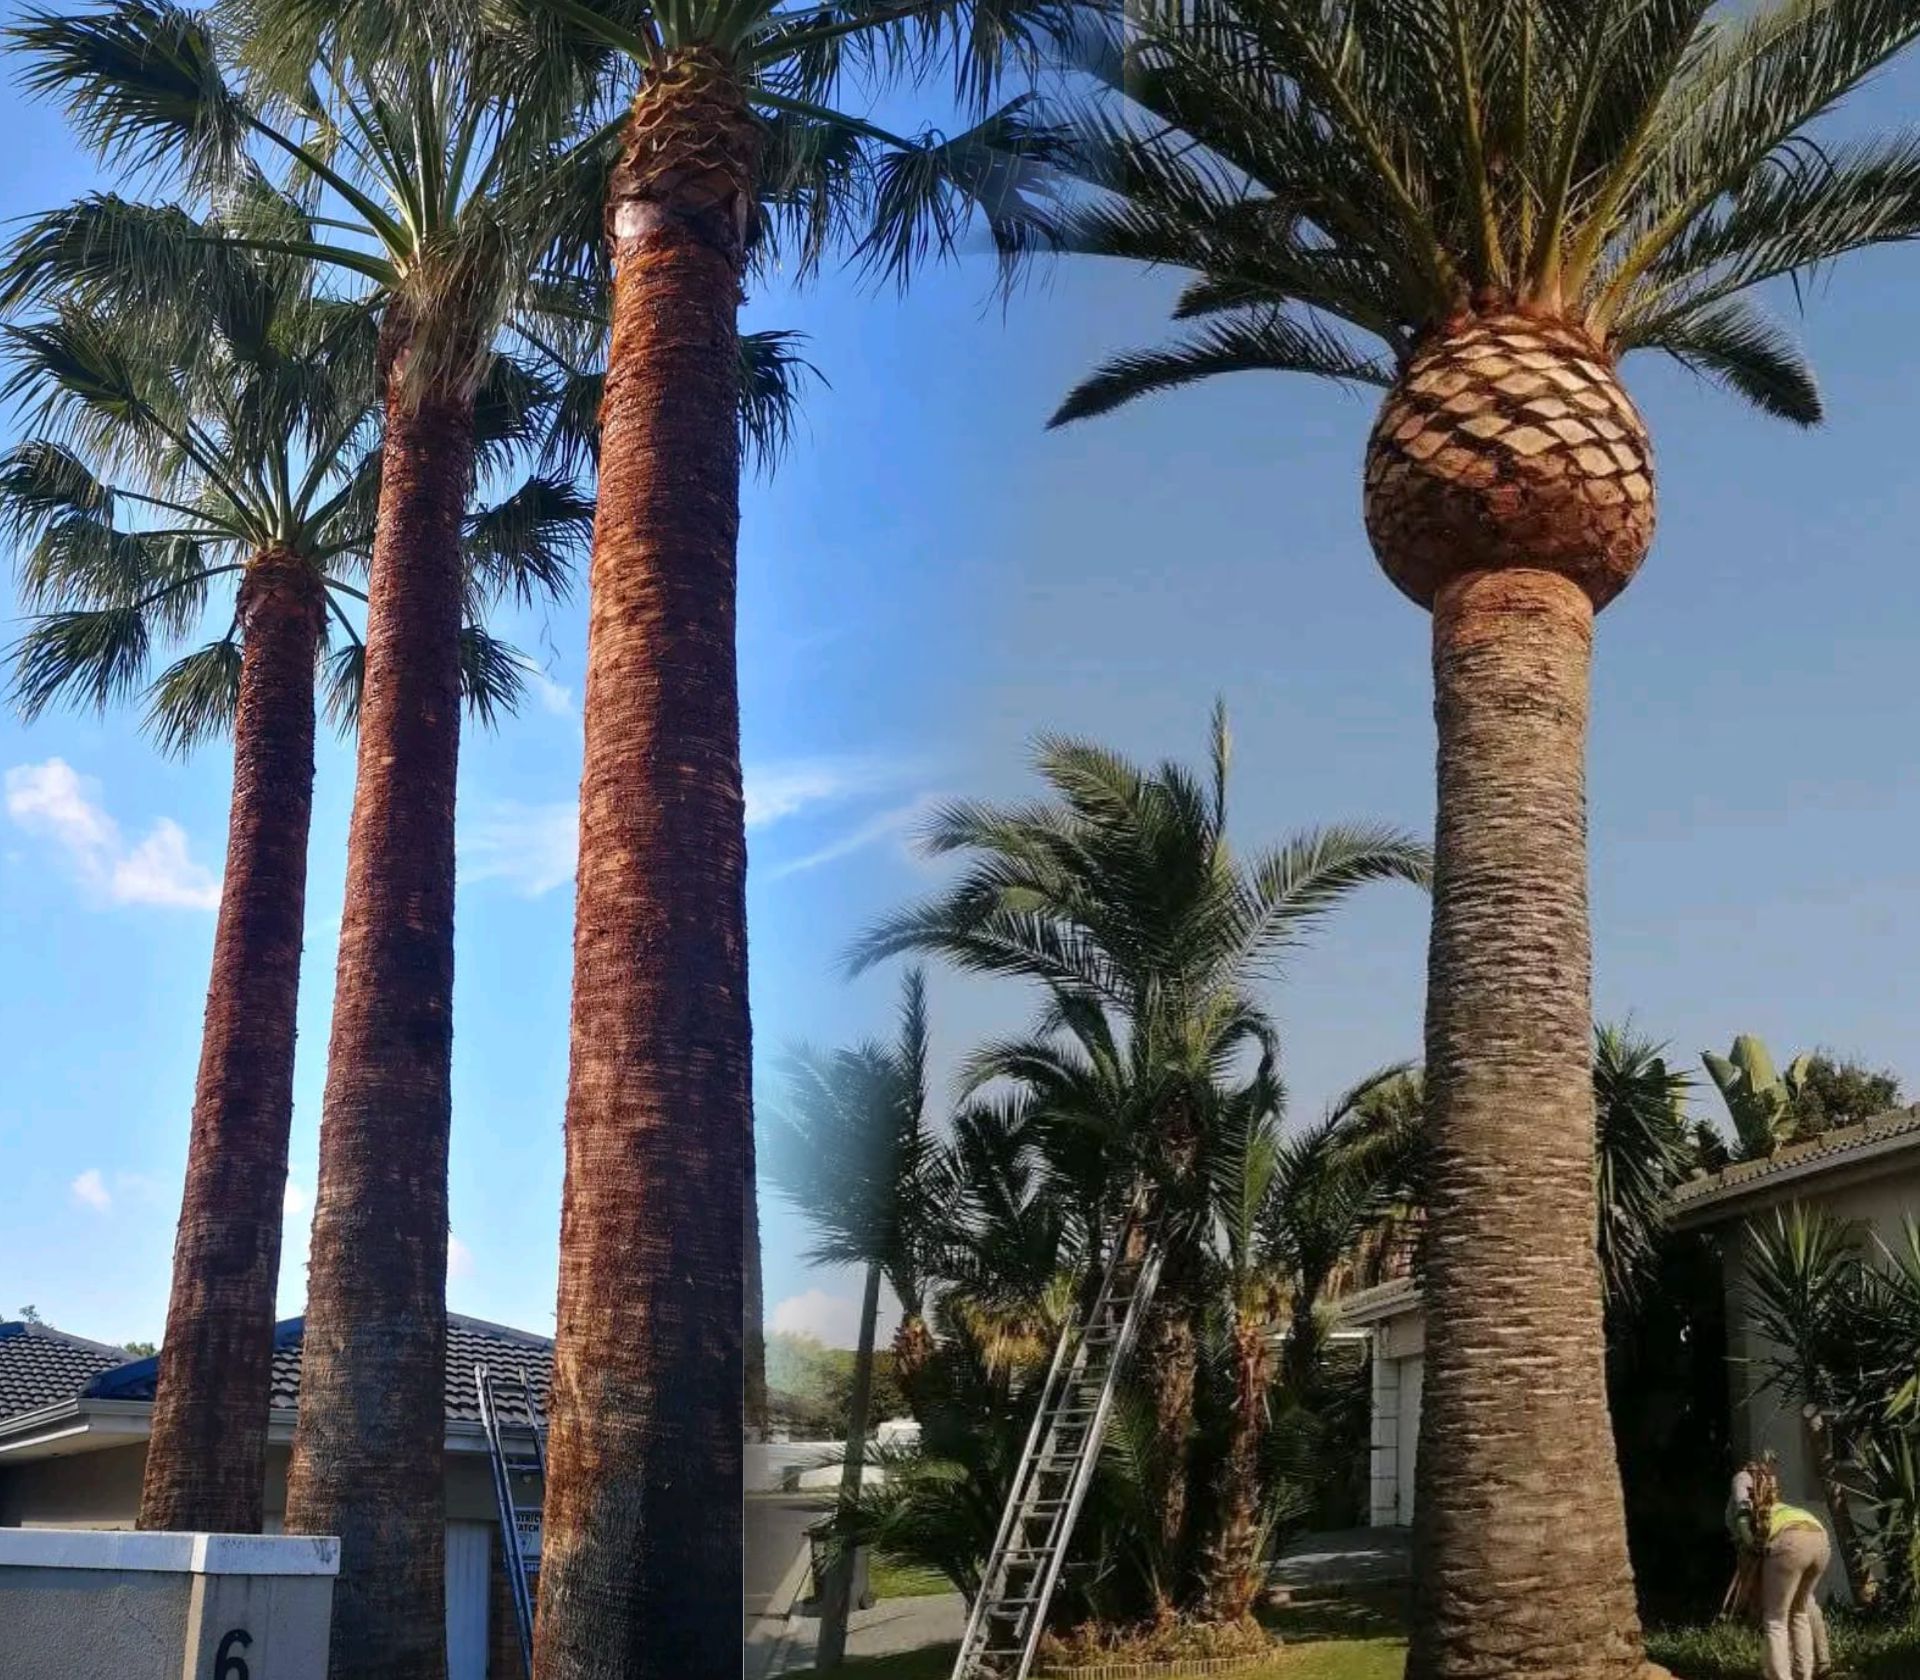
1728, 1457, 1833, 1680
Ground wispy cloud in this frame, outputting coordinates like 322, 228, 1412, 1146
6, 760, 220, 911
460, 755, 917, 899
448, 1235, 475, 1283
763, 795, 941, 881
524, 669, 576, 720
283, 1181, 312, 1220
745, 759, 902, 829
70, 1169, 111, 1213
460, 801, 579, 899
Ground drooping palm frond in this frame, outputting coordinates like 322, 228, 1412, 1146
1593, 1022, 1695, 1308
1049, 0, 1920, 427
0, 233, 566, 750
764, 969, 951, 1318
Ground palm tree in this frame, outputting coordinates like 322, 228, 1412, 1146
854, 706, 1427, 1586
1744, 1206, 1882, 1606
1194, 1060, 1420, 1621
764, 969, 946, 1668
1593, 1024, 1694, 1311
464, 0, 1072, 1662
1046, 6, 1920, 1671
0, 244, 575, 1538
5, 9, 597, 1667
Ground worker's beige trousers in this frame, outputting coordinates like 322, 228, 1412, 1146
1760, 1525, 1832, 1680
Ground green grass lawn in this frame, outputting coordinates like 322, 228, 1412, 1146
784, 1593, 1409, 1678
785, 1590, 1920, 1680
868, 1552, 956, 1601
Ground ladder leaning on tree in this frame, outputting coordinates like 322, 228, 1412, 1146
950, 1187, 1169, 1680
477, 1363, 547, 1678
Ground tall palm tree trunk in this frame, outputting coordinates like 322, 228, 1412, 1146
139, 553, 324, 1534
1407, 568, 1642, 1680
533, 58, 756, 1680
284, 366, 473, 1680
817, 1261, 883, 1670
1200, 1315, 1271, 1623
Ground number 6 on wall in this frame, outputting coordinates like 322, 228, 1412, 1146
214, 1628, 252, 1680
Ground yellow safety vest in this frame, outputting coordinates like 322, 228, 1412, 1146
1768, 1502, 1823, 1540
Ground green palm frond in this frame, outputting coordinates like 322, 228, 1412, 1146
9, 604, 152, 717
7, 0, 251, 193
739, 329, 821, 474
457, 625, 531, 729
145, 635, 244, 757
1593, 1021, 1695, 1307
1051, 310, 1394, 427
1050, 0, 1920, 428
462, 476, 592, 610
1628, 297, 1821, 424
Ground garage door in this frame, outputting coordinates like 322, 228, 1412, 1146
1396, 1354, 1423, 1524
447, 1522, 492, 1680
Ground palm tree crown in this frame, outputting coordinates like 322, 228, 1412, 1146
1054, 0, 1920, 426
0, 239, 579, 744
765, 968, 946, 1328
853, 705, 1429, 1168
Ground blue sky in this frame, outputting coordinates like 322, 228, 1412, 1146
7, 25, 1920, 1355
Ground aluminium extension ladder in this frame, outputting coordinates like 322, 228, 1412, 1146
950, 1193, 1168, 1680
477, 1363, 547, 1677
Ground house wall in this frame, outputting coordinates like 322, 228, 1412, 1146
1, 1440, 532, 1679
0, 1444, 147, 1528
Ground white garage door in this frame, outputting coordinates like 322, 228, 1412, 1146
1396, 1353, 1423, 1524
446, 1522, 492, 1680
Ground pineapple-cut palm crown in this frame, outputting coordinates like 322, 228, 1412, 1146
1054, 0, 1920, 426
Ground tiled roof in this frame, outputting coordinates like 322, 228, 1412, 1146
73, 1314, 552, 1429
0, 1322, 132, 1418
1670, 1105, 1920, 1213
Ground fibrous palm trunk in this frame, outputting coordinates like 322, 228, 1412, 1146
1139, 1265, 1198, 1583
139, 553, 323, 1535
817, 1261, 884, 1670
1367, 315, 1655, 1680
1200, 1315, 1271, 1623
533, 53, 756, 1680
284, 362, 473, 1680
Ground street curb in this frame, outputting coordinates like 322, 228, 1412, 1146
744, 1539, 815, 1680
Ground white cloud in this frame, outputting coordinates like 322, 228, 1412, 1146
459, 756, 916, 899
459, 801, 579, 899
70, 1169, 111, 1213
6, 760, 220, 911
768, 1287, 900, 1350
283, 1181, 312, 1219
448, 1235, 475, 1283
764, 795, 940, 882
745, 760, 897, 830
525, 669, 576, 720
112, 820, 222, 910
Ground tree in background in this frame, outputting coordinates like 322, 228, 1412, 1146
1594, 1025, 1695, 1310
0, 242, 571, 1537
1742, 1207, 1920, 1609
1046, 5, 1920, 1670
855, 707, 1427, 1584
764, 969, 945, 1668
1703, 1035, 1905, 1161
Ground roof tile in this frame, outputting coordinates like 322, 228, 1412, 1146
0, 1323, 132, 1419
0, 1314, 552, 1431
